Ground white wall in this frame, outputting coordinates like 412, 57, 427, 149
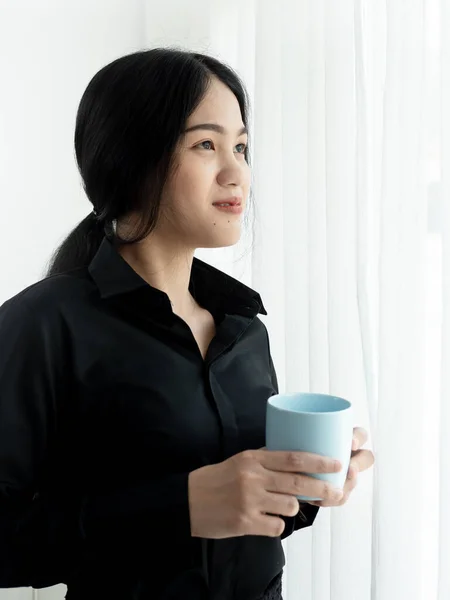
0, 0, 144, 306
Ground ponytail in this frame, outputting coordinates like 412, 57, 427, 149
45, 212, 107, 277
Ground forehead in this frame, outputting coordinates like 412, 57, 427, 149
186, 78, 244, 128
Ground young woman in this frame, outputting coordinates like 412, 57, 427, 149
0, 48, 373, 600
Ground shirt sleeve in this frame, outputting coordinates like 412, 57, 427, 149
0, 295, 192, 589
0, 294, 82, 587
266, 341, 320, 539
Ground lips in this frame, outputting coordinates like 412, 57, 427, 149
212, 197, 242, 207
212, 202, 243, 215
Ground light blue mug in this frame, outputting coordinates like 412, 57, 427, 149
266, 392, 353, 502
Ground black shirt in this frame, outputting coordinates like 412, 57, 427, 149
0, 236, 319, 600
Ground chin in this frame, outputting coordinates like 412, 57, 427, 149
198, 232, 242, 249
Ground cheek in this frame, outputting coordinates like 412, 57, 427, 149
174, 161, 210, 197
162, 173, 203, 215
163, 158, 251, 215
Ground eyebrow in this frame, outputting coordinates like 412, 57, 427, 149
183, 123, 248, 136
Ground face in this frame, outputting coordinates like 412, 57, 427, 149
157, 77, 251, 250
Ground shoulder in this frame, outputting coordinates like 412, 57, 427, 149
0, 268, 94, 328
240, 315, 272, 356
252, 315, 270, 337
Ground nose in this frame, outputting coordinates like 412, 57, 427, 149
216, 156, 248, 189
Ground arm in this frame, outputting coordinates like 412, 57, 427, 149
0, 296, 192, 588
0, 295, 81, 587
265, 334, 320, 540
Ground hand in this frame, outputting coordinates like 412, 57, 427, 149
188, 448, 344, 539
306, 426, 375, 508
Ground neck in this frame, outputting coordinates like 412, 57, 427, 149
117, 230, 197, 319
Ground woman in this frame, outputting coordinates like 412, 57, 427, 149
0, 48, 373, 599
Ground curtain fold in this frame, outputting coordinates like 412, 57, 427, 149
439, 0, 450, 598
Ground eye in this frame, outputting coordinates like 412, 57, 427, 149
196, 140, 214, 150
195, 140, 247, 153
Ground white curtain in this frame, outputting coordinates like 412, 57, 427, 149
0, 1, 447, 599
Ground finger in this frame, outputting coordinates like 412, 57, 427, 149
347, 463, 359, 480
263, 492, 301, 518
251, 514, 286, 538
311, 480, 356, 508
268, 471, 344, 504
326, 491, 351, 508
260, 450, 342, 475
343, 473, 358, 495
332, 477, 358, 506
350, 449, 374, 473
308, 494, 346, 508
352, 427, 368, 451
308, 472, 359, 508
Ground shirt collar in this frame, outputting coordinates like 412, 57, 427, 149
88, 237, 267, 318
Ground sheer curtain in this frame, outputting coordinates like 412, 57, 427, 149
0, 1, 447, 599
150, 1, 446, 599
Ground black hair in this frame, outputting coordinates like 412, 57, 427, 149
45, 47, 254, 276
